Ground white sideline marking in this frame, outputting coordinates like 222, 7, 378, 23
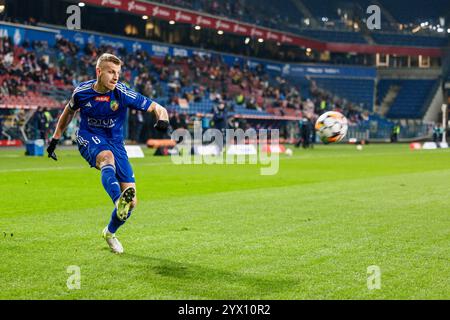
0, 162, 173, 173
0, 166, 84, 173
0, 149, 441, 174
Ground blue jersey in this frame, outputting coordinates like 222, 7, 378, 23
69, 80, 152, 140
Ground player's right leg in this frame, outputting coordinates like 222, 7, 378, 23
102, 226, 123, 254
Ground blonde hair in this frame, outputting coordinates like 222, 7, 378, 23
96, 53, 123, 69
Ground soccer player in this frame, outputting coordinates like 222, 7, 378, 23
46, 53, 169, 254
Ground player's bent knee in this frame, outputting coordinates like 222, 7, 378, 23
96, 151, 115, 168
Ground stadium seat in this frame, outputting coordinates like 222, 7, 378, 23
383, 79, 438, 118
311, 77, 375, 111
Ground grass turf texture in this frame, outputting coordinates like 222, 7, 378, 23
0, 144, 449, 299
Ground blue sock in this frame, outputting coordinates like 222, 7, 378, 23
108, 208, 133, 234
101, 164, 121, 204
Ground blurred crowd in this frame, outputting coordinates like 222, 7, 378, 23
153, 0, 443, 34
155, 0, 300, 33
0, 34, 367, 144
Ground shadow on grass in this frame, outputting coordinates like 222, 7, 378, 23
123, 253, 298, 299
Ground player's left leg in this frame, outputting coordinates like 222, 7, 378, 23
116, 182, 137, 221
105, 143, 137, 236
106, 185, 136, 232
103, 182, 136, 254
120, 182, 137, 210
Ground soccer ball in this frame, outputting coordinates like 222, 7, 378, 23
285, 148, 293, 156
315, 111, 348, 144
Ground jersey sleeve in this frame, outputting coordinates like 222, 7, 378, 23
118, 83, 153, 112
68, 90, 81, 111
69, 81, 93, 111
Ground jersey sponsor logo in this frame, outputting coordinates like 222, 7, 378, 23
87, 117, 116, 128
95, 96, 111, 102
110, 100, 119, 111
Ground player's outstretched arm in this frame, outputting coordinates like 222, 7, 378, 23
47, 105, 77, 161
148, 101, 169, 132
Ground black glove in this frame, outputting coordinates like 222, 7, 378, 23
154, 120, 169, 132
47, 138, 59, 161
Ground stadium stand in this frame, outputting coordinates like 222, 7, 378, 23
383, 79, 439, 119
298, 29, 367, 44
1, 30, 376, 142
154, 0, 304, 32
380, 0, 449, 24
2, 0, 448, 142
0, 31, 369, 121
152, 0, 450, 47
371, 33, 449, 47
309, 77, 375, 111
375, 79, 394, 106
301, 0, 343, 21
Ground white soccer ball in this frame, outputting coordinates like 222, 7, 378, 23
315, 111, 348, 144
285, 148, 293, 156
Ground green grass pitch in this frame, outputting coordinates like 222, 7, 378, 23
0, 144, 449, 299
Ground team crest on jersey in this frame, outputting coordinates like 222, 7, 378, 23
110, 100, 119, 111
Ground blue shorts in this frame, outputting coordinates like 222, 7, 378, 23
76, 130, 135, 183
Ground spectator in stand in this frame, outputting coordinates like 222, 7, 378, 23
35, 107, 47, 140
0, 34, 369, 144
391, 123, 401, 143
296, 116, 314, 149
179, 112, 188, 130
433, 123, 444, 143
169, 111, 180, 130
134, 110, 145, 143
211, 98, 229, 138
201, 115, 210, 133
